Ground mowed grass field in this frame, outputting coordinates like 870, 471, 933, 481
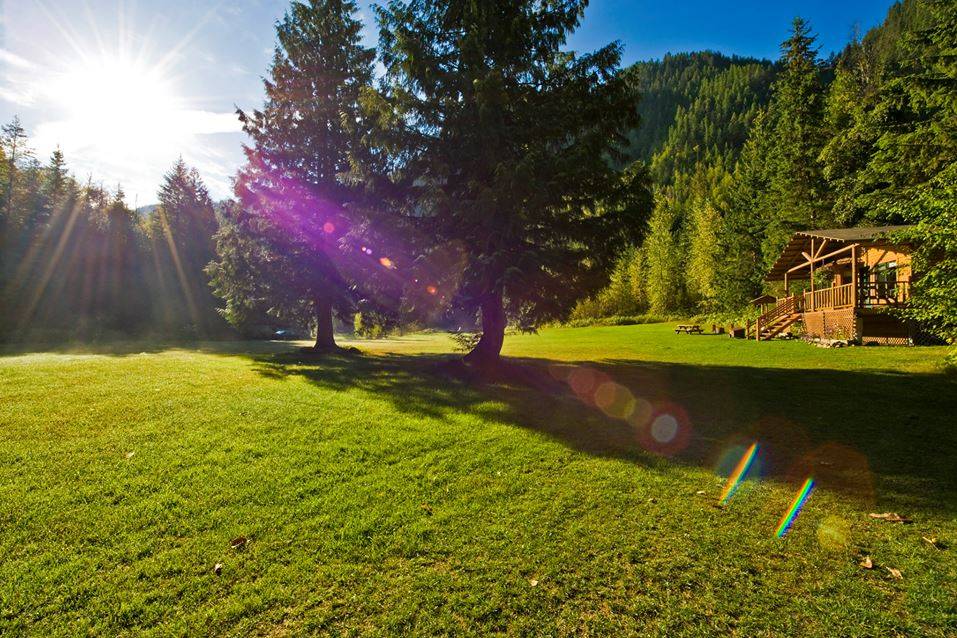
1, 324, 955, 636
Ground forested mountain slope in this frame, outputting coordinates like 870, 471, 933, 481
579, 0, 956, 351
620, 52, 775, 182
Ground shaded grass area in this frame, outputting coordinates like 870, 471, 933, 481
1, 325, 955, 636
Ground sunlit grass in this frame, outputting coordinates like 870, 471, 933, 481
1, 325, 955, 635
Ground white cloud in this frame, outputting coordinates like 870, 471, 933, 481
3, 44, 244, 204
0, 48, 38, 105
0, 48, 35, 69
0, 85, 35, 106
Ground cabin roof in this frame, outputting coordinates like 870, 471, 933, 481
794, 225, 912, 242
765, 225, 914, 281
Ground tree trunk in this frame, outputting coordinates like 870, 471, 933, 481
313, 296, 337, 351
464, 290, 506, 367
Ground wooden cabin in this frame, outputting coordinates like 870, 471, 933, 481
753, 226, 915, 344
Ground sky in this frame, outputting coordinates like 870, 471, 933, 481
0, 0, 898, 206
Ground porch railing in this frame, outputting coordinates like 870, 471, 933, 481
798, 280, 911, 312
804, 283, 854, 311
860, 280, 911, 307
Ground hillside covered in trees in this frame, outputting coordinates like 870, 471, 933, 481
576, 0, 955, 347
0, 0, 953, 355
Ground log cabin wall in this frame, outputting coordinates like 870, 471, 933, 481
828, 244, 913, 286
861, 244, 912, 280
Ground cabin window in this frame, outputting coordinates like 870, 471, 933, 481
874, 261, 898, 300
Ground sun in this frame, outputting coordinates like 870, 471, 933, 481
46, 52, 187, 158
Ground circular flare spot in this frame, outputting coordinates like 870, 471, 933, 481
594, 382, 635, 419
817, 515, 851, 551
637, 403, 692, 456
426, 285, 437, 295
627, 397, 653, 428
323, 222, 335, 234
650, 414, 679, 443
567, 367, 598, 398
379, 257, 394, 269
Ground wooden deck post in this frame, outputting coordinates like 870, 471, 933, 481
851, 244, 858, 309
809, 239, 815, 311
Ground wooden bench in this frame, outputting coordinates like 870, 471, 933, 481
674, 324, 703, 334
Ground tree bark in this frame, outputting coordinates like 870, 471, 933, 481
313, 296, 337, 351
463, 290, 506, 367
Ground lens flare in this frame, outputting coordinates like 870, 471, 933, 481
567, 367, 604, 402
626, 397, 653, 428
637, 403, 691, 457
817, 515, 850, 551
650, 414, 679, 443
323, 222, 335, 233
594, 382, 635, 419
775, 477, 815, 538
719, 442, 759, 505
379, 257, 395, 269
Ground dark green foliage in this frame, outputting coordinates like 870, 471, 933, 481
0, 125, 226, 342
872, 0, 957, 349
764, 18, 832, 234
213, 0, 377, 349
649, 61, 773, 182
147, 159, 223, 336
367, 0, 652, 363
621, 52, 774, 180
578, 52, 775, 319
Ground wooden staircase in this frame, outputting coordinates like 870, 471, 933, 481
751, 295, 803, 341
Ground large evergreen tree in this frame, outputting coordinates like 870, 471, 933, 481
760, 18, 832, 261
869, 0, 957, 350
368, 0, 649, 366
220, 0, 375, 351
148, 159, 221, 335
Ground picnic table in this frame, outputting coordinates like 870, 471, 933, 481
674, 324, 703, 334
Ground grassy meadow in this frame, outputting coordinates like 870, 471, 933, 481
1, 324, 955, 636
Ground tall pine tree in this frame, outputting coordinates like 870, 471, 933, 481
369, 0, 649, 366
148, 159, 220, 335
762, 18, 832, 261
870, 0, 957, 350
222, 0, 375, 351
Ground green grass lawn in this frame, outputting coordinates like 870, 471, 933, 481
1, 324, 955, 636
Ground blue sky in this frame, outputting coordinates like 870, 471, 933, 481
0, 0, 897, 205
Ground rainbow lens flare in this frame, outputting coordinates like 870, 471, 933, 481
719, 442, 758, 504
775, 478, 815, 538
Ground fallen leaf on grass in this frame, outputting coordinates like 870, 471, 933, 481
922, 536, 946, 550
885, 567, 903, 580
695, 490, 706, 496
214, 563, 223, 575
125, 451, 135, 459
859, 556, 873, 569
529, 579, 538, 587
230, 536, 248, 551
868, 512, 911, 524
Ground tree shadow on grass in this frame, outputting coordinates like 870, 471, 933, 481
255, 349, 957, 514
0, 339, 306, 358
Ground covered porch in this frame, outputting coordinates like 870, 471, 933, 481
753, 226, 914, 342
